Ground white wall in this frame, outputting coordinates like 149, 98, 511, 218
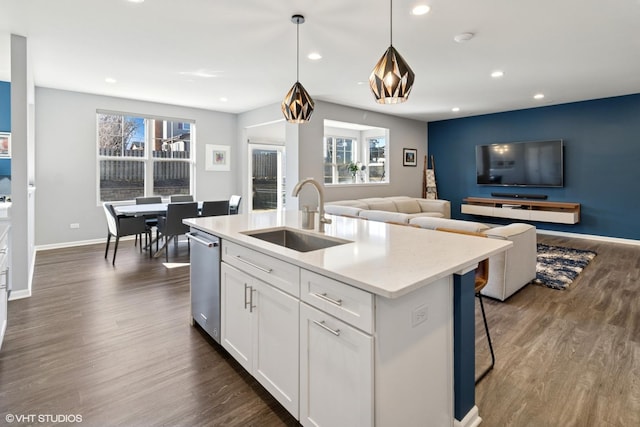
297, 101, 428, 206
238, 100, 429, 210
34, 87, 237, 247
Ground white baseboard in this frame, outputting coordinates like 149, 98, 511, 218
9, 289, 32, 301
455, 405, 482, 427
536, 229, 640, 246
35, 236, 131, 252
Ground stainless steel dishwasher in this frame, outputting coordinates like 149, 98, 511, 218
186, 228, 221, 343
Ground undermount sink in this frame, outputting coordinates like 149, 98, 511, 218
242, 227, 351, 252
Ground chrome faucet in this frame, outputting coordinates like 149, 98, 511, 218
292, 178, 332, 233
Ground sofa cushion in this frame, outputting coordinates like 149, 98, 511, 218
406, 212, 444, 219
325, 205, 363, 217
366, 200, 398, 212
392, 198, 422, 214
326, 200, 369, 209
416, 199, 451, 218
409, 217, 490, 233
358, 210, 409, 223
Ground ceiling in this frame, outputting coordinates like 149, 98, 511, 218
1, 0, 639, 122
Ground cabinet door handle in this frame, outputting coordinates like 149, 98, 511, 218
0, 248, 7, 254
244, 283, 251, 310
236, 256, 273, 274
312, 320, 341, 336
313, 292, 343, 306
244, 284, 256, 312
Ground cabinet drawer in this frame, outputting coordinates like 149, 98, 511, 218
222, 240, 300, 297
301, 269, 374, 334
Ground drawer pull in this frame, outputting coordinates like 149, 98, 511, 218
0, 248, 7, 254
313, 320, 340, 336
236, 256, 273, 274
314, 292, 343, 306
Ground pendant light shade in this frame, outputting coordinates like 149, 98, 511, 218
369, 0, 415, 104
282, 14, 314, 123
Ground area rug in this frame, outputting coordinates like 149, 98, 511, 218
532, 244, 597, 290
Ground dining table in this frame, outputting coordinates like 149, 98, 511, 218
114, 202, 204, 258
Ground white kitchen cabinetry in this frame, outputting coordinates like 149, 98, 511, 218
300, 269, 454, 427
299, 302, 373, 427
221, 244, 300, 418
0, 225, 9, 349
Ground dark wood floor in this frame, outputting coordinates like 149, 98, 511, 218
0, 234, 638, 426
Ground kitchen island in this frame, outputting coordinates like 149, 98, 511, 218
185, 210, 512, 427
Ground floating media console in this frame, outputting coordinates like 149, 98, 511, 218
461, 197, 580, 224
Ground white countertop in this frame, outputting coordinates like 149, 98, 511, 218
184, 210, 512, 299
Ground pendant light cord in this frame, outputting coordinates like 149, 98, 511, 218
390, 0, 393, 46
296, 20, 300, 82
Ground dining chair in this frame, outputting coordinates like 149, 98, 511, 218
229, 195, 242, 215
135, 196, 162, 247
156, 202, 199, 261
103, 203, 151, 265
201, 200, 230, 217
170, 194, 194, 202
436, 227, 495, 384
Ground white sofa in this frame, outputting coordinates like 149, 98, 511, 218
408, 217, 537, 301
326, 196, 535, 301
325, 196, 451, 222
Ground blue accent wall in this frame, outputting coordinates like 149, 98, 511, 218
0, 81, 10, 132
428, 93, 640, 240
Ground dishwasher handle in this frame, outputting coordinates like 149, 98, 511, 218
186, 232, 219, 248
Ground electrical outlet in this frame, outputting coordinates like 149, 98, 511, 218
70, 223, 80, 229
411, 304, 428, 327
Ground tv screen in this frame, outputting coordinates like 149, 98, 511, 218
476, 140, 563, 187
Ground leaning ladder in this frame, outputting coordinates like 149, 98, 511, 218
422, 155, 438, 200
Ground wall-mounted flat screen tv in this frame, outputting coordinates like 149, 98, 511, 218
476, 139, 564, 187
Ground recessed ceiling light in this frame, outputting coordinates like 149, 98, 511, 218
357, 81, 367, 85
411, 5, 431, 15
491, 70, 504, 78
307, 52, 322, 60
105, 77, 117, 84
127, 0, 145, 3
219, 97, 228, 102
534, 93, 545, 100
452, 107, 460, 112
454, 32, 474, 43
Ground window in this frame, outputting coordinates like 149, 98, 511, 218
97, 112, 194, 202
324, 137, 355, 184
323, 120, 389, 185
367, 136, 386, 182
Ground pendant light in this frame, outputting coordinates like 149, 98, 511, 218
369, 0, 415, 104
281, 14, 315, 123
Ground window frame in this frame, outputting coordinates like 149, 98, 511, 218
96, 111, 196, 205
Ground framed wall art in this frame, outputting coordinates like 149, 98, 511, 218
0, 133, 10, 157
205, 144, 231, 171
403, 148, 417, 166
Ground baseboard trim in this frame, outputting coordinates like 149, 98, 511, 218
455, 405, 482, 427
536, 229, 640, 246
9, 289, 32, 301
35, 236, 134, 252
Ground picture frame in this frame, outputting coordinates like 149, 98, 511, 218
403, 148, 417, 167
0, 133, 10, 157
205, 144, 231, 171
